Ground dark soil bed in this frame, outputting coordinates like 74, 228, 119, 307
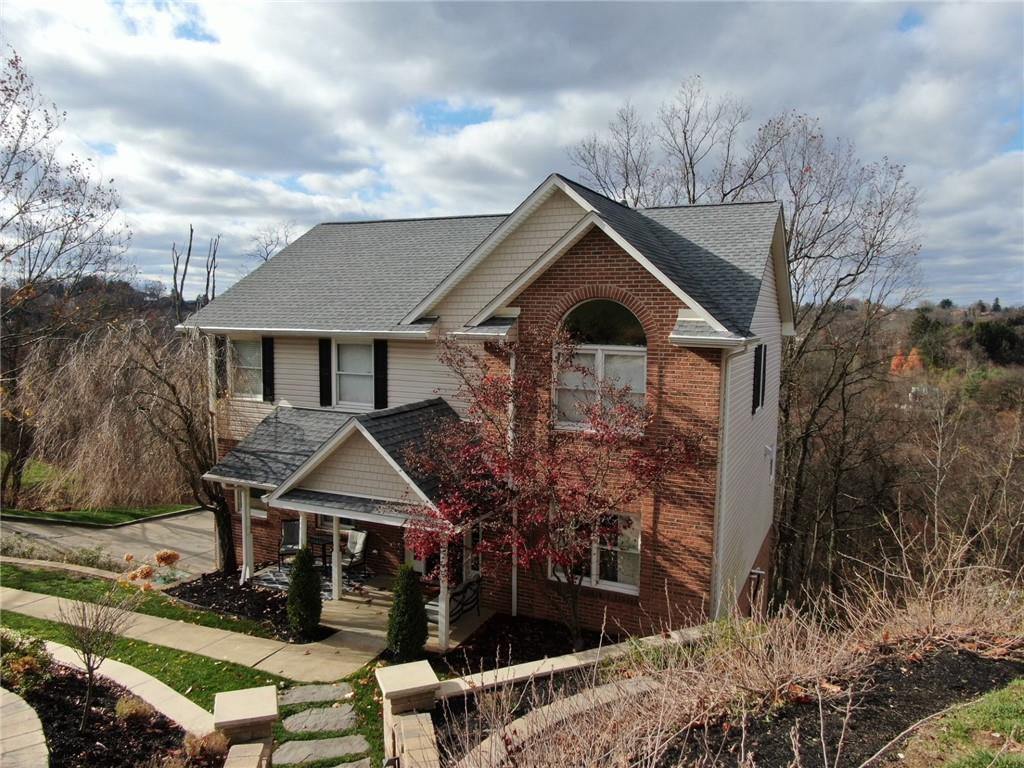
15, 664, 186, 768
165, 570, 333, 643
432, 613, 618, 677
662, 648, 1024, 768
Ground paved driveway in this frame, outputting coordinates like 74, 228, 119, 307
1, 510, 217, 574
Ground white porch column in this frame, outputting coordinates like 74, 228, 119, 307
239, 487, 253, 584
438, 542, 450, 652
332, 516, 342, 600
298, 511, 308, 547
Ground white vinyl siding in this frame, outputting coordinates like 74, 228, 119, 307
431, 189, 586, 330
217, 398, 273, 443
300, 430, 416, 501
714, 261, 782, 615
273, 337, 320, 408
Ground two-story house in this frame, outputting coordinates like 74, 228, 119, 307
185, 173, 794, 649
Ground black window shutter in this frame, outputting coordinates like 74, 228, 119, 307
261, 337, 275, 402
318, 338, 332, 407
752, 345, 764, 415
373, 340, 388, 410
214, 335, 228, 397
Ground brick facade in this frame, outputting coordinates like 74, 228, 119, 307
479, 227, 723, 634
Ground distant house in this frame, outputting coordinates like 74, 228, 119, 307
185, 174, 794, 648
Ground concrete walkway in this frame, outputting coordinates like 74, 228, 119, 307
46, 640, 214, 736
1, 587, 381, 682
0, 687, 48, 768
1, 510, 217, 575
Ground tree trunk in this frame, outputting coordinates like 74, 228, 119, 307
213, 497, 237, 573
80, 669, 94, 732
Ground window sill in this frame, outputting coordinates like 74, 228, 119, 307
547, 574, 640, 597
334, 400, 375, 412
231, 394, 266, 402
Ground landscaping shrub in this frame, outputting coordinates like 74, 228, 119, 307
0, 627, 52, 693
286, 547, 322, 639
114, 694, 156, 723
184, 730, 230, 762
387, 564, 428, 662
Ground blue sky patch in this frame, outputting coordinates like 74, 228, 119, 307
89, 142, 116, 156
174, 15, 218, 43
898, 9, 924, 33
414, 100, 494, 134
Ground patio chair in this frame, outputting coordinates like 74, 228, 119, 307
278, 519, 301, 569
339, 529, 367, 577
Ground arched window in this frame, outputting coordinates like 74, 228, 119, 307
556, 300, 647, 425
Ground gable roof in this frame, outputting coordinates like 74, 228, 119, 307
204, 407, 355, 487
556, 176, 782, 337
184, 214, 505, 334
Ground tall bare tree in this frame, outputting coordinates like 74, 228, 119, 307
569, 81, 920, 600
245, 219, 294, 264
0, 52, 131, 504
170, 225, 219, 321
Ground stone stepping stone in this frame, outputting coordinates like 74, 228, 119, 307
273, 735, 369, 765
329, 760, 371, 768
283, 704, 356, 733
279, 682, 354, 706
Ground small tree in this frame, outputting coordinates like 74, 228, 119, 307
386, 564, 428, 662
56, 586, 141, 731
286, 547, 322, 639
404, 330, 694, 650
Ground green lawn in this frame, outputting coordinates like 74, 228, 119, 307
0, 564, 275, 639
0, 503, 191, 526
0, 450, 57, 489
1, 611, 286, 710
899, 678, 1024, 767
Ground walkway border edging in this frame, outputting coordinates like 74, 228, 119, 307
45, 640, 216, 736
0, 555, 124, 581
0, 506, 201, 529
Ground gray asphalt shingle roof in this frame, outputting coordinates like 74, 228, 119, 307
206, 407, 356, 486
557, 176, 781, 336
186, 175, 780, 338
185, 214, 506, 333
208, 398, 458, 499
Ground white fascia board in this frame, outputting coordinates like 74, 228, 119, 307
771, 209, 796, 336
466, 213, 731, 335
400, 175, 592, 325
449, 327, 518, 342
202, 473, 277, 490
668, 335, 751, 349
185, 325, 436, 340
271, 497, 411, 528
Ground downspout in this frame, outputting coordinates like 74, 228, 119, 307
709, 343, 747, 619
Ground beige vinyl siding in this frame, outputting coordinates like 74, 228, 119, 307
300, 431, 416, 501
431, 189, 585, 330
274, 336, 321, 408
714, 261, 782, 615
388, 340, 466, 412
217, 398, 273, 443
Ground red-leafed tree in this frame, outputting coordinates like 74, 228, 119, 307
403, 329, 699, 650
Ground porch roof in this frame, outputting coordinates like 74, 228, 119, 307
274, 488, 413, 527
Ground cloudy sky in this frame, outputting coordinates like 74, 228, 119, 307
3, 1, 1022, 305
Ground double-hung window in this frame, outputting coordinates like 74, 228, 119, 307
232, 340, 263, 399
555, 348, 646, 425
336, 342, 374, 407
551, 513, 641, 594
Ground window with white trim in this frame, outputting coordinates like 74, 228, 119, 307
231, 340, 263, 398
551, 513, 641, 593
556, 300, 647, 425
335, 342, 374, 407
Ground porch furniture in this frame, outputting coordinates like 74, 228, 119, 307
278, 520, 301, 569
426, 573, 481, 625
340, 529, 367, 576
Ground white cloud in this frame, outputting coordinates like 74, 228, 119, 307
2, 0, 1021, 305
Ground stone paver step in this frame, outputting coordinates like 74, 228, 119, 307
278, 682, 354, 706
272, 734, 369, 765
282, 704, 356, 733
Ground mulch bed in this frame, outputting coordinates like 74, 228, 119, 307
165, 571, 332, 643
432, 613, 618, 677
16, 664, 186, 768
662, 648, 1024, 768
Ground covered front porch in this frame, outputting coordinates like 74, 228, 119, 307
237, 487, 488, 651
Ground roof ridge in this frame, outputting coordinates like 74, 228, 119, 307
321, 213, 508, 226
639, 199, 780, 211
356, 397, 447, 421
553, 173, 638, 213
